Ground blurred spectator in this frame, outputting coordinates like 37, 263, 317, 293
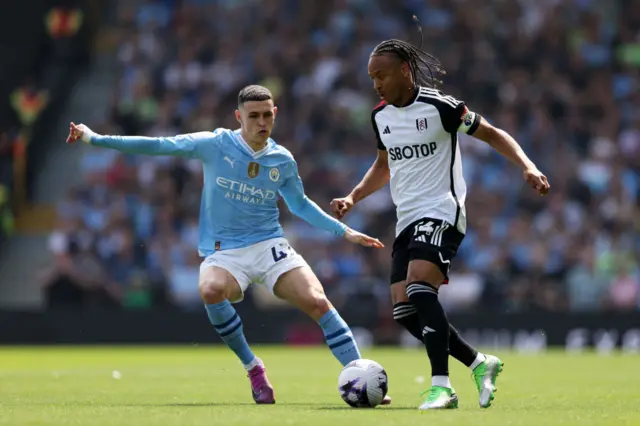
50, 0, 639, 314
0, 132, 15, 243
42, 220, 114, 310
168, 250, 206, 310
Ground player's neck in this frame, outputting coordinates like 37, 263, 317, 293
247, 140, 267, 152
241, 131, 268, 152
394, 86, 419, 108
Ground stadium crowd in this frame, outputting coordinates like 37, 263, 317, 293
45, 0, 639, 313
0, 131, 13, 245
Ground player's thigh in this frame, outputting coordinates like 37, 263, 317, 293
257, 238, 310, 295
199, 254, 248, 303
406, 218, 464, 289
273, 265, 331, 321
390, 281, 409, 305
390, 224, 411, 304
406, 259, 445, 288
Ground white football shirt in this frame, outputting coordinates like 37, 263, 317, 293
372, 86, 480, 237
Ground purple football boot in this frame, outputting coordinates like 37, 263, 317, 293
247, 358, 275, 404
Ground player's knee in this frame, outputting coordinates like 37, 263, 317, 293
199, 280, 229, 304
406, 261, 445, 289
390, 281, 408, 305
304, 295, 333, 320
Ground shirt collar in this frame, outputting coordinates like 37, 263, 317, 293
233, 129, 271, 159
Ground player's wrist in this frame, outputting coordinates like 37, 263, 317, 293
346, 192, 358, 205
80, 127, 97, 144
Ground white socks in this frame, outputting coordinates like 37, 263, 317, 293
470, 352, 486, 371
243, 357, 261, 371
430, 353, 487, 390
432, 375, 452, 389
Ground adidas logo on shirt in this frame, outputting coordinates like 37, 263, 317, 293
383, 126, 391, 134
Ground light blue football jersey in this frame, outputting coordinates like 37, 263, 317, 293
89, 128, 347, 256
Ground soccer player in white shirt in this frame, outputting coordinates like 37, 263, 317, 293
332, 37, 549, 410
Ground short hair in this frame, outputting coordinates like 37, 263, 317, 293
371, 17, 446, 88
238, 85, 273, 105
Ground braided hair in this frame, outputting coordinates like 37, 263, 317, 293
371, 16, 446, 88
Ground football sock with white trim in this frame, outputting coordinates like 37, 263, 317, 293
205, 301, 256, 367
406, 281, 450, 379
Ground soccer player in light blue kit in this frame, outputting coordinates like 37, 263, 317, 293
66, 85, 392, 405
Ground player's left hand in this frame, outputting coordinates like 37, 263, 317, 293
66, 122, 91, 144
344, 228, 384, 248
523, 167, 550, 196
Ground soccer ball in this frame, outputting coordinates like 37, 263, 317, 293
338, 359, 388, 408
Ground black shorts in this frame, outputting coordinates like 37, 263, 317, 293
390, 217, 465, 285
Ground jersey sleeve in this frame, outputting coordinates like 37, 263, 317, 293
371, 102, 387, 150
437, 94, 481, 135
89, 129, 225, 159
278, 160, 348, 236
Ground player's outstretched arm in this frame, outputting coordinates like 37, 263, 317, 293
330, 149, 390, 219
279, 170, 383, 248
66, 122, 208, 159
470, 117, 550, 195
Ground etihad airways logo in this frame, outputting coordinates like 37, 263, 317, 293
216, 177, 277, 205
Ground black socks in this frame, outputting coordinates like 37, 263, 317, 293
406, 281, 450, 376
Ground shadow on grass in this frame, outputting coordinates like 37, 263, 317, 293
114, 402, 414, 410
18, 401, 415, 410
313, 406, 416, 411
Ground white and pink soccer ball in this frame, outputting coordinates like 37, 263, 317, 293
338, 359, 388, 408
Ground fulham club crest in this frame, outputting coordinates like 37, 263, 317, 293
416, 118, 428, 132
248, 162, 260, 178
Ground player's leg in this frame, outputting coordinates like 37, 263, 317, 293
200, 265, 253, 365
391, 281, 423, 339
272, 265, 362, 365
199, 257, 275, 404
389, 234, 425, 340
273, 264, 390, 404
394, 281, 480, 365
405, 257, 459, 410
254, 238, 360, 365
406, 219, 502, 409
393, 280, 490, 373
404, 218, 464, 409
391, 225, 479, 368
407, 241, 503, 409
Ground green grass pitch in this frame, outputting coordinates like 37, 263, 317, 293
1, 346, 639, 425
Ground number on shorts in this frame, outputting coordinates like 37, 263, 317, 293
271, 246, 288, 263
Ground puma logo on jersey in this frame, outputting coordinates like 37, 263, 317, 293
224, 156, 235, 168
388, 142, 438, 161
383, 126, 391, 134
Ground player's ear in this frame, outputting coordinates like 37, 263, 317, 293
273, 106, 278, 119
400, 62, 410, 78
235, 109, 242, 124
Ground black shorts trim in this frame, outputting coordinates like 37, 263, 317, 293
390, 217, 464, 285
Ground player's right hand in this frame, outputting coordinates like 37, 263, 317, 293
330, 195, 354, 219
344, 228, 384, 249
523, 167, 550, 196
66, 122, 90, 144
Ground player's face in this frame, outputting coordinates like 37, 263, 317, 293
368, 54, 411, 105
236, 100, 278, 143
